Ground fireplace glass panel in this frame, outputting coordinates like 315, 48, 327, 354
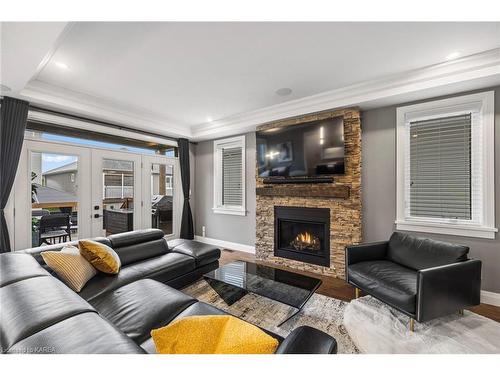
278, 220, 326, 255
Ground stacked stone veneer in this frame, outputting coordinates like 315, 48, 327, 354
255, 108, 362, 279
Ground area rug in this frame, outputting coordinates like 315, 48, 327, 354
182, 280, 359, 354
343, 296, 500, 354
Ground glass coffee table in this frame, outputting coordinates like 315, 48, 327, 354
204, 261, 322, 327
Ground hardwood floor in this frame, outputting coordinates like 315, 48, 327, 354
220, 249, 500, 323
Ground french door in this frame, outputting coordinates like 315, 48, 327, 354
14, 140, 92, 249
90, 149, 142, 237
12, 139, 181, 250
141, 155, 182, 239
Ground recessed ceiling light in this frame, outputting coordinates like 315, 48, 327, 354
276, 87, 292, 96
0, 84, 12, 92
55, 61, 69, 70
206, 117, 213, 122
445, 51, 461, 60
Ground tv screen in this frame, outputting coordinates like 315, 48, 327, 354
256, 116, 345, 178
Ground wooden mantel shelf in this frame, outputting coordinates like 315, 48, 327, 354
256, 184, 350, 199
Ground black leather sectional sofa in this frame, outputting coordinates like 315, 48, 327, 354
1, 229, 336, 354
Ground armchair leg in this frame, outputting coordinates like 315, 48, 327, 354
355, 288, 361, 299
409, 318, 415, 332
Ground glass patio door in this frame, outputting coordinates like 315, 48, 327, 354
13, 140, 92, 250
91, 149, 142, 237
141, 155, 181, 238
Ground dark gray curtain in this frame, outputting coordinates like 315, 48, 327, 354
0, 97, 29, 253
178, 138, 194, 239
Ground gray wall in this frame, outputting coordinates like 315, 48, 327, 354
362, 86, 500, 293
194, 133, 256, 246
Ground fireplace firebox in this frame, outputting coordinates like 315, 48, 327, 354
274, 206, 330, 267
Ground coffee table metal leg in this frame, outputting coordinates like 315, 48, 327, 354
277, 307, 301, 327
205, 278, 248, 306
277, 282, 320, 327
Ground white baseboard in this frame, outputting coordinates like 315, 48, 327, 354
194, 235, 255, 254
481, 290, 500, 307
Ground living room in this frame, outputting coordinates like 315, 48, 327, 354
1, 0, 499, 372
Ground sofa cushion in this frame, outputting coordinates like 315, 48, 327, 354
0, 253, 50, 287
108, 228, 165, 248
348, 260, 417, 313
79, 252, 195, 302
137, 253, 196, 283
90, 279, 197, 344
386, 232, 469, 270
7, 312, 144, 354
150, 315, 279, 354
112, 238, 169, 267
140, 301, 227, 353
0, 276, 96, 351
41, 246, 98, 292
168, 239, 221, 267
176, 302, 283, 343
17, 237, 111, 269
79, 239, 121, 274
140, 301, 283, 353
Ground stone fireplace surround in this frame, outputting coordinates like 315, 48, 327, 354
255, 108, 362, 279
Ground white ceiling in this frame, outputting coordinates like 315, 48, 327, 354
2, 22, 500, 140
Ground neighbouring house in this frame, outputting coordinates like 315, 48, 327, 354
41, 160, 173, 199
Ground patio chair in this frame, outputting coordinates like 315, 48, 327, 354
32, 209, 50, 217
38, 213, 72, 246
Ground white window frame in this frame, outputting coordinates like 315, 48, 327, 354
396, 91, 497, 239
213, 135, 246, 216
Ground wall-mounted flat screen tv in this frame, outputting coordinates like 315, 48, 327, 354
256, 116, 345, 178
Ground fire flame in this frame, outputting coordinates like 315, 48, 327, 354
290, 231, 321, 251
296, 231, 313, 244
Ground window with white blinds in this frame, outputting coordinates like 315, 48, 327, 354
409, 114, 472, 220
213, 136, 246, 215
396, 91, 497, 239
222, 147, 243, 206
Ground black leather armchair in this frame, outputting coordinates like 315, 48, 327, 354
345, 232, 481, 331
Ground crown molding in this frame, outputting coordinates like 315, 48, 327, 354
191, 48, 500, 140
20, 79, 192, 139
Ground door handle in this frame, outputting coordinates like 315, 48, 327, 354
94, 214, 103, 218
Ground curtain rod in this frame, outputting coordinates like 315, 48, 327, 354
28, 104, 182, 143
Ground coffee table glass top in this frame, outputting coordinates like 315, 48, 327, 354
204, 261, 322, 308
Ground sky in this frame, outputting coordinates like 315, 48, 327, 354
41, 154, 78, 172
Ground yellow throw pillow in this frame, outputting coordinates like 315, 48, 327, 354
41, 246, 97, 292
79, 239, 121, 274
151, 315, 279, 354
